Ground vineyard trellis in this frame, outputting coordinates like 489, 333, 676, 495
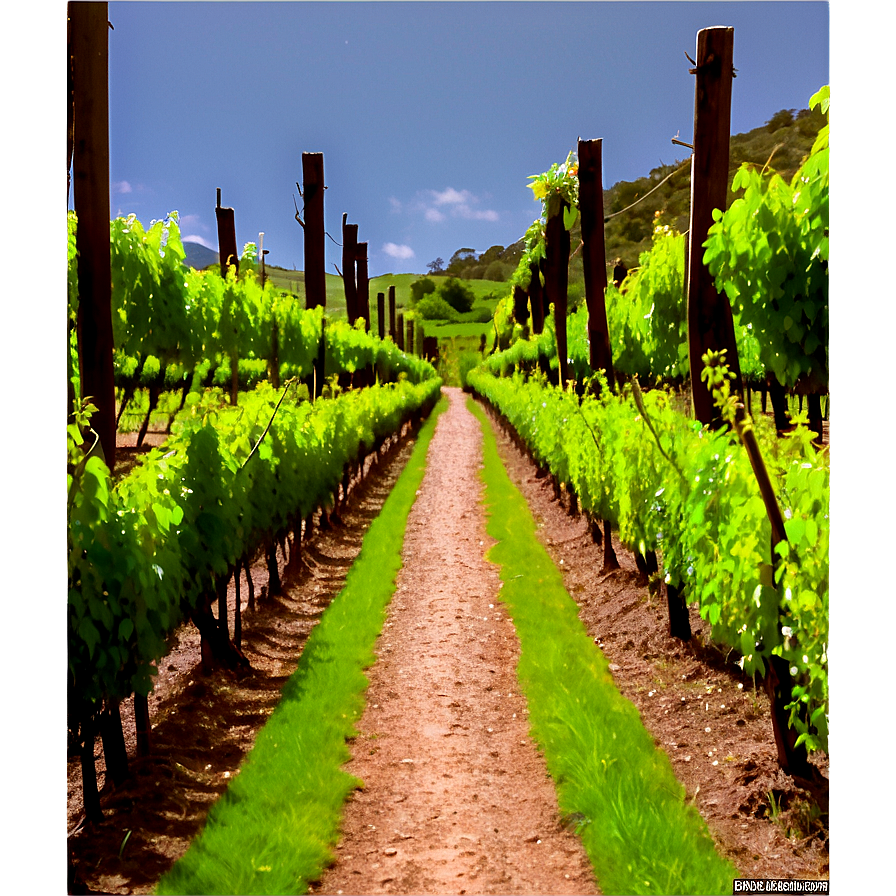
474, 26, 828, 776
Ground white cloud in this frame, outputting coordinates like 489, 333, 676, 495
112, 180, 132, 194
182, 234, 216, 250
431, 187, 469, 206
389, 197, 402, 213
383, 242, 415, 260
420, 187, 499, 223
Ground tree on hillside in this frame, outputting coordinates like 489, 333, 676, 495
766, 109, 796, 132
409, 276, 437, 304
427, 257, 444, 274
446, 248, 478, 275
438, 277, 475, 313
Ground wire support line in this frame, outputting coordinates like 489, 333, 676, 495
603, 159, 691, 222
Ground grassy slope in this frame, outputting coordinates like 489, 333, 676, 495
471, 397, 738, 895
156, 398, 448, 896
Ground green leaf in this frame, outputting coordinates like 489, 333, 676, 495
784, 516, 806, 545
78, 617, 100, 659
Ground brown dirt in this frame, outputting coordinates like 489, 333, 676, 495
67, 387, 828, 894
313, 388, 597, 896
481, 398, 829, 884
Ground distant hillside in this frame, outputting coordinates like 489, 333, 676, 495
599, 102, 826, 272
183, 241, 219, 270
441, 102, 826, 285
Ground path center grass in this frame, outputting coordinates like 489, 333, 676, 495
470, 396, 738, 896
156, 397, 447, 896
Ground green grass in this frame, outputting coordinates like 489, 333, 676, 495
263, 269, 506, 336
155, 396, 448, 896
469, 397, 739, 896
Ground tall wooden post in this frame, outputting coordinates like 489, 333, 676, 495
528, 261, 545, 335
377, 292, 386, 340
685, 26, 742, 424
302, 152, 326, 309
577, 138, 616, 393
512, 284, 529, 329
215, 189, 240, 404
342, 213, 358, 322
388, 285, 397, 339
70, 0, 116, 470
215, 188, 239, 278
407, 319, 415, 356
356, 242, 370, 332
397, 313, 405, 351
544, 207, 570, 388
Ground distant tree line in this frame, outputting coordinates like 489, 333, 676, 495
427, 242, 525, 282
423, 103, 826, 293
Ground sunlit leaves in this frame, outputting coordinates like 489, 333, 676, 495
704, 86, 829, 389
468, 366, 829, 753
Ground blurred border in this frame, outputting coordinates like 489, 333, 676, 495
0, 0, 68, 893
824, 0, 896, 896
0, 0, 896, 894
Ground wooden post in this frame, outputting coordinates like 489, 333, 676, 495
302, 152, 326, 309
377, 292, 386, 340
388, 285, 397, 339
528, 261, 545, 335
512, 284, 529, 328
577, 138, 616, 393
215, 188, 239, 278
70, 0, 116, 470
685, 26, 743, 424
356, 242, 370, 332
215, 190, 240, 405
314, 318, 326, 399
407, 319, 415, 356
342, 214, 358, 322
544, 207, 570, 388
397, 312, 405, 351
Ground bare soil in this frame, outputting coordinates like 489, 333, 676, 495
67, 387, 828, 894
312, 388, 597, 896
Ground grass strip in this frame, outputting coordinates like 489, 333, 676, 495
469, 397, 738, 896
156, 396, 448, 896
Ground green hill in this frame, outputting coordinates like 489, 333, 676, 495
600, 103, 827, 273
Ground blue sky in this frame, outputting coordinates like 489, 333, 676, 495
95, 1, 830, 276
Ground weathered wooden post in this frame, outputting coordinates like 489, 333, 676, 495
528, 261, 545, 335
70, 0, 116, 473
377, 292, 386, 340
356, 241, 370, 332
407, 319, 415, 356
544, 207, 571, 388
302, 152, 326, 309
577, 138, 616, 393
342, 213, 358, 322
215, 188, 239, 278
397, 312, 405, 351
215, 189, 240, 405
685, 26, 742, 424
512, 284, 529, 329
388, 285, 397, 339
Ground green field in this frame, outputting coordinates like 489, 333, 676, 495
260, 267, 507, 384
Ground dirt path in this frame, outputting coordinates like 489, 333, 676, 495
68, 387, 828, 894
314, 388, 599, 895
